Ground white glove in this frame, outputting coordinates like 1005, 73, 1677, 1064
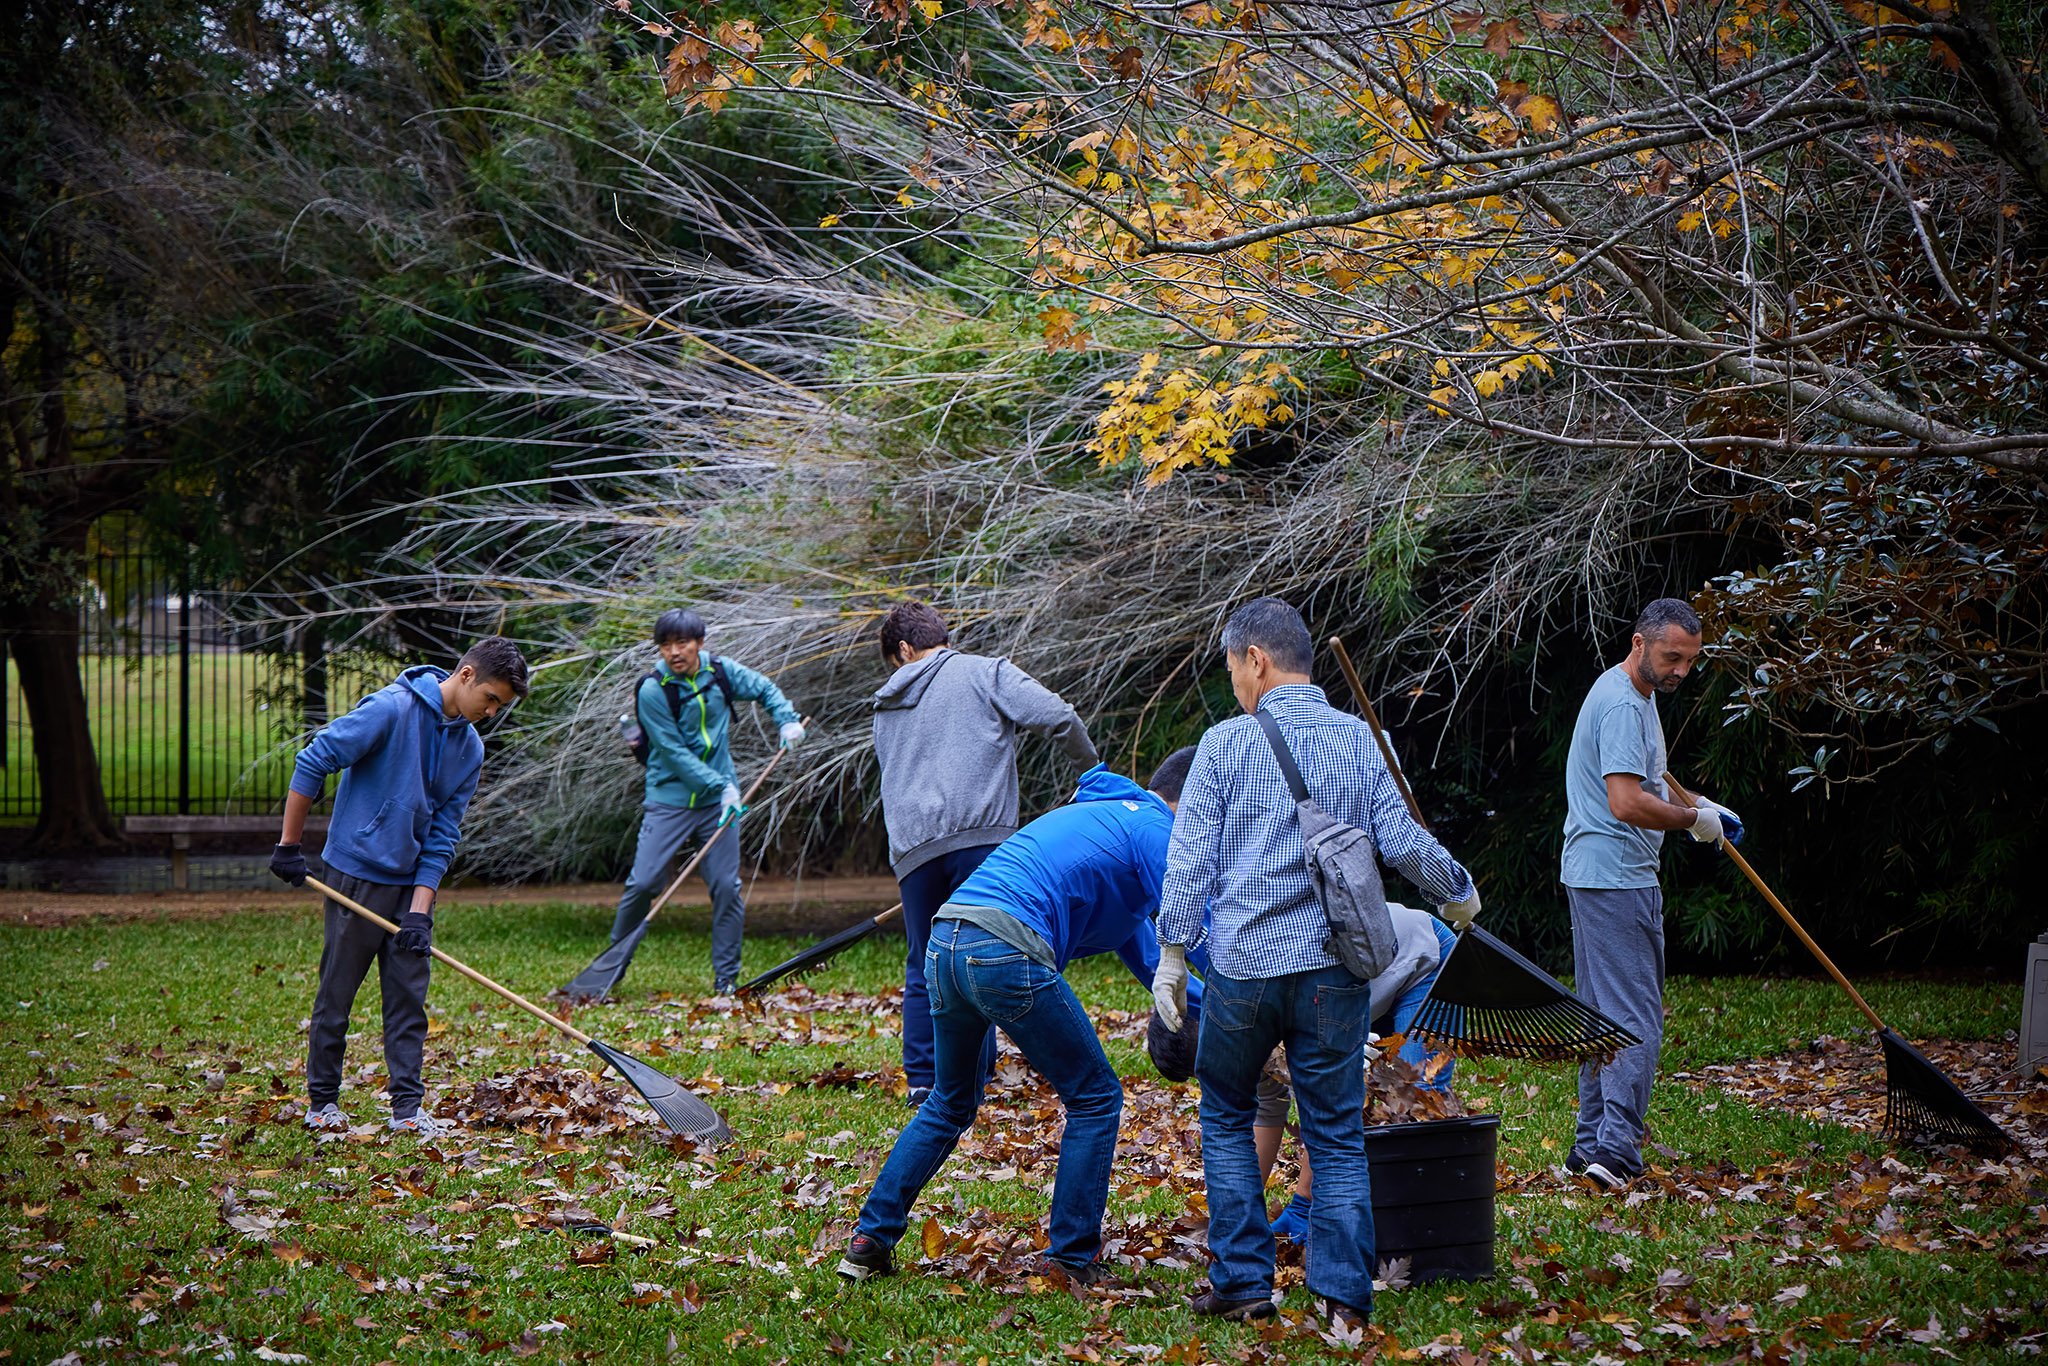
1439, 888, 1481, 932
719, 784, 746, 825
1363, 1031, 1383, 1063
1153, 943, 1189, 1034
779, 720, 806, 750
1686, 802, 1725, 845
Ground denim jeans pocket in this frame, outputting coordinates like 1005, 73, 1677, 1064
1314, 980, 1371, 1054
963, 952, 1036, 1023
924, 946, 945, 1013
1206, 976, 1264, 1034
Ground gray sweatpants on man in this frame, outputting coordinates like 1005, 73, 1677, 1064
1568, 884, 1664, 1175
612, 801, 745, 985
308, 870, 431, 1119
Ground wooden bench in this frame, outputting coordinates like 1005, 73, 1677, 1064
121, 815, 330, 891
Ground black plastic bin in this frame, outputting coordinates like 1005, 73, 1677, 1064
1364, 1113, 1499, 1283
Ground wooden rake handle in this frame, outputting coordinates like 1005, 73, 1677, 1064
1662, 772, 1887, 1033
641, 715, 810, 932
1328, 636, 1429, 830
305, 875, 595, 1046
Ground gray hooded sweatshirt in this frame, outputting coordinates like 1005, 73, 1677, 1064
872, 648, 1098, 878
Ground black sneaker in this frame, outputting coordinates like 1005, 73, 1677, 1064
1191, 1289, 1276, 1321
905, 1086, 932, 1110
712, 977, 737, 996
1564, 1148, 1589, 1176
1315, 1295, 1371, 1331
1582, 1155, 1634, 1192
837, 1234, 894, 1281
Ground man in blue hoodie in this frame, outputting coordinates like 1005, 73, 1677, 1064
270, 636, 530, 1138
838, 750, 1206, 1288
614, 609, 804, 994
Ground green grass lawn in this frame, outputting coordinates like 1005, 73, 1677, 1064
3, 654, 390, 816
0, 904, 2037, 1363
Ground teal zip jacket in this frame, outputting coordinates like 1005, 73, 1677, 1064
639, 653, 800, 808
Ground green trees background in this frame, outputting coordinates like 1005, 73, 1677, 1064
3, 0, 2039, 967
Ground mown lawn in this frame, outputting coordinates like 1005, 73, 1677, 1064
0, 903, 2038, 1363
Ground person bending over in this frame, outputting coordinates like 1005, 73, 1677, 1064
839, 750, 1205, 1286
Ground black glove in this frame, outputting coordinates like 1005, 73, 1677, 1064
395, 911, 434, 958
270, 843, 310, 887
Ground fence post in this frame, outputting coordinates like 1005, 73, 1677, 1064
178, 557, 191, 816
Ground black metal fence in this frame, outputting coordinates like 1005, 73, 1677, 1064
1, 551, 387, 818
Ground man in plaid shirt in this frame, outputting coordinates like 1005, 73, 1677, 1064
1153, 597, 1482, 1328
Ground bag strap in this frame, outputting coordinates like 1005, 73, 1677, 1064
646, 669, 688, 725
706, 654, 738, 713
1253, 711, 1311, 805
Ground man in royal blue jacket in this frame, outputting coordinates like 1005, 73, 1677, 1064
838, 750, 1206, 1287
270, 637, 530, 1138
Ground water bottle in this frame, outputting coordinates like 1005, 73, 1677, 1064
618, 711, 643, 753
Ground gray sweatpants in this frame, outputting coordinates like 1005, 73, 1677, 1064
307, 870, 431, 1119
612, 801, 745, 984
1568, 884, 1665, 1175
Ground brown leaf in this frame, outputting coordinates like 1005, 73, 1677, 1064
921, 1215, 946, 1260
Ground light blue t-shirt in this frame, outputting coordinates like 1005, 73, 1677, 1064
1560, 664, 1669, 889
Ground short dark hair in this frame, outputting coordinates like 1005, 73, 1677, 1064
460, 636, 530, 699
1220, 596, 1314, 674
879, 600, 949, 665
1634, 598, 1701, 642
654, 608, 707, 645
1147, 746, 1199, 803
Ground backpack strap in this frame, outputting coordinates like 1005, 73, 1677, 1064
706, 654, 738, 714
1253, 711, 1311, 805
647, 668, 687, 726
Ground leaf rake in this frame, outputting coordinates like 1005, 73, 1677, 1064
1328, 636, 1638, 1063
305, 877, 731, 1146
737, 904, 902, 996
1666, 773, 2011, 1154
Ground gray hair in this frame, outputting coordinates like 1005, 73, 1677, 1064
1221, 596, 1314, 674
1634, 597, 1702, 641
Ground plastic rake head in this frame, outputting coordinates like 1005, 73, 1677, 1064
736, 918, 882, 997
1409, 926, 1640, 1064
1878, 1030, 2013, 1154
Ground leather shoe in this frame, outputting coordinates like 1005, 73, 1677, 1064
1191, 1289, 1276, 1321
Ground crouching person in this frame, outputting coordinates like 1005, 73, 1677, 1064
270, 637, 530, 1138
839, 752, 1204, 1287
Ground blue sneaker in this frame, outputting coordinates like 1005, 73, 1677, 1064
1269, 1193, 1312, 1243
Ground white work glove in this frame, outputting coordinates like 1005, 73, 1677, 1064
1686, 797, 1743, 847
1439, 888, 1481, 932
779, 720, 806, 750
718, 783, 746, 825
1153, 943, 1190, 1034
1363, 1031, 1383, 1063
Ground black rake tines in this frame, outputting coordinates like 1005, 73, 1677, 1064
737, 905, 902, 997
1879, 1030, 2014, 1154
1409, 926, 1639, 1064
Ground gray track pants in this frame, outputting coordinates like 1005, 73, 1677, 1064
1568, 884, 1665, 1174
307, 870, 431, 1119
612, 800, 745, 985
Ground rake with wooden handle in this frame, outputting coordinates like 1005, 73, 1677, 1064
305, 877, 732, 1145
1327, 637, 1638, 1063
562, 722, 806, 1003
1664, 772, 2011, 1153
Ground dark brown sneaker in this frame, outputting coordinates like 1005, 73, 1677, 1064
1191, 1289, 1276, 1321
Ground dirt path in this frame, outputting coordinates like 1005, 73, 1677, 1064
0, 874, 902, 930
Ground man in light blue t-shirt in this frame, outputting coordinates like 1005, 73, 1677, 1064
1561, 598, 1745, 1190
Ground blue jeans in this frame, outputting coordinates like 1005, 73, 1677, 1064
856, 921, 1124, 1268
1197, 964, 1375, 1313
898, 846, 999, 1089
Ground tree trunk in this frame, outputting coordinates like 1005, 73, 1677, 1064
9, 604, 120, 849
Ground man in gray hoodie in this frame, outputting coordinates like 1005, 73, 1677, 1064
871, 600, 1098, 1105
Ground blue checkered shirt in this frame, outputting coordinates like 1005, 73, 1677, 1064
1157, 684, 1477, 979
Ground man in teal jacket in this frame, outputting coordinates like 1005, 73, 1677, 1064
615, 609, 803, 993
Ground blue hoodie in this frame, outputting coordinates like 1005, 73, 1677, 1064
945, 765, 1206, 1006
289, 665, 484, 890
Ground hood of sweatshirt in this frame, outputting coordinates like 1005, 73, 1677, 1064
872, 648, 959, 711
401, 665, 467, 729
1069, 763, 1168, 812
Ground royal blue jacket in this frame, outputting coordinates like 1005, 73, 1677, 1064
289, 666, 484, 890
947, 765, 1206, 1005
